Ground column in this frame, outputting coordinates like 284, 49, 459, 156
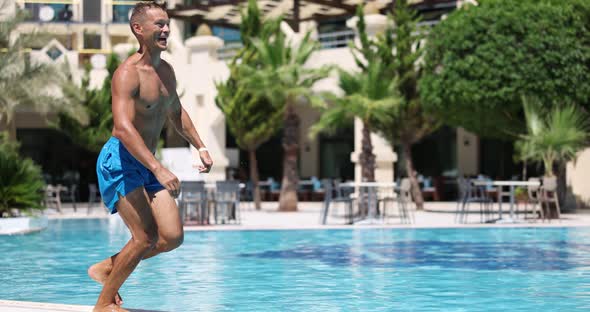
346, 12, 397, 183
182, 32, 229, 181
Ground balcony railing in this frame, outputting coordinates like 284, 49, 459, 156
318, 29, 355, 50
217, 41, 242, 61
110, 0, 137, 23
216, 29, 358, 61
20, 1, 75, 23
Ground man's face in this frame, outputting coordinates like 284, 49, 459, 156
134, 8, 170, 51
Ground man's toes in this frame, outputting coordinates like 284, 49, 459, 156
88, 265, 100, 281
93, 303, 129, 312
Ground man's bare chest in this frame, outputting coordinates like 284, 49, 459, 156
135, 73, 173, 111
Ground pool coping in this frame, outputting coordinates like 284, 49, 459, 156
0, 299, 162, 312
183, 221, 590, 231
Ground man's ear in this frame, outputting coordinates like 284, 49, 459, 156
132, 22, 142, 37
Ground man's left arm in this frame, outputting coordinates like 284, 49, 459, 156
165, 65, 213, 173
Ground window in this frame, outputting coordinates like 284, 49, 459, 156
24, 3, 74, 23
83, 32, 101, 49
113, 1, 136, 23
83, 0, 101, 23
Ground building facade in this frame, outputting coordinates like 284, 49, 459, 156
2, 0, 590, 206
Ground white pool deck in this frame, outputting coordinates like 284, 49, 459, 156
43, 201, 590, 230
5, 201, 590, 311
0, 300, 164, 311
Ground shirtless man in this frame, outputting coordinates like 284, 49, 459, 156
88, 3, 213, 311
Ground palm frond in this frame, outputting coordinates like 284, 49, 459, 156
0, 10, 85, 123
516, 97, 589, 176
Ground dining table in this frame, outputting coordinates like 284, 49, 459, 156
471, 180, 541, 223
340, 182, 399, 224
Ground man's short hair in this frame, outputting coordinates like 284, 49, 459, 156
129, 1, 167, 37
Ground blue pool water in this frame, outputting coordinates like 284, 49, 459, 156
2, 219, 590, 311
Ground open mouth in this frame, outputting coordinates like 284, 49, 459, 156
157, 38, 168, 45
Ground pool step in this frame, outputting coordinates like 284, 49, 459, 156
0, 300, 164, 312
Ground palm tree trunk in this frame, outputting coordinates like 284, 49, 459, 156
248, 149, 262, 210
401, 141, 424, 210
359, 123, 375, 182
279, 104, 300, 212
557, 161, 568, 210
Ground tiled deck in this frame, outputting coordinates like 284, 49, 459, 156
46, 201, 590, 230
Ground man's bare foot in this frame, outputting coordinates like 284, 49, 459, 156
88, 263, 123, 305
93, 303, 129, 312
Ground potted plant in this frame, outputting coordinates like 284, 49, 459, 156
515, 95, 589, 214
514, 187, 528, 204
0, 132, 48, 234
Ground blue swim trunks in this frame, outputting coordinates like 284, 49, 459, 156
96, 137, 165, 214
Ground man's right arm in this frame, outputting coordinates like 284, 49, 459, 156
111, 67, 180, 196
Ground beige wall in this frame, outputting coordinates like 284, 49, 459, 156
14, 112, 55, 129
567, 148, 590, 206
456, 127, 479, 176
296, 104, 321, 178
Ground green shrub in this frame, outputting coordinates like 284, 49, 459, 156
0, 132, 45, 217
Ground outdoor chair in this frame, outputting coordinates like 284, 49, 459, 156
420, 176, 440, 201
397, 178, 414, 224
240, 181, 255, 210
457, 179, 494, 223
213, 181, 241, 224
320, 179, 354, 224
524, 177, 544, 221
297, 179, 314, 201
43, 184, 62, 213
310, 177, 325, 201
379, 180, 412, 224
87, 183, 102, 214
379, 178, 413, 224
178, 181, 208, 225
541, 176, 561, 222
59, 184, 78, 211
260, 178, 280, 201
357, 185, 380, 219
455, 176, 468, 223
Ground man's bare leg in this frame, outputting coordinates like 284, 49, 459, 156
89, 189, 183, 306
88, 255, 123, 305
93, 187, 158, 312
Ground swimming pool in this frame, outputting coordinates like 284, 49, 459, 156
2, 219, 590, 311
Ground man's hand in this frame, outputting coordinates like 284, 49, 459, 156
198, 150, 213, 173
154, 166, 180, 198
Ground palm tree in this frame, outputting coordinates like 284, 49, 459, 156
240, 28, 332, 211
0, 10, 86, 133
311, 62, 401, 182
516, 95, 589, 177
352, 1, 439, 209
0, 131, 44, 217
56, 54, 118, 153
215, 0, 284, 210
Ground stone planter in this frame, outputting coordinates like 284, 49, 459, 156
0, 216, 48, 235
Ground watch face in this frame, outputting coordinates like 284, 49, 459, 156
39, 5, 55, 22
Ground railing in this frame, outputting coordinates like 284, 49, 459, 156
318, 29, 355, 50
216, 29, 356, 61
217, 41, 242, 61
20, 1, 76, 23
109, 0, 137, 23
215, 22, 440, 61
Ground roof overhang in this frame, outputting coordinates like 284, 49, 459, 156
168, 0, 460, 31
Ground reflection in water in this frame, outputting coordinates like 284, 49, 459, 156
241, 240, 587, 271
